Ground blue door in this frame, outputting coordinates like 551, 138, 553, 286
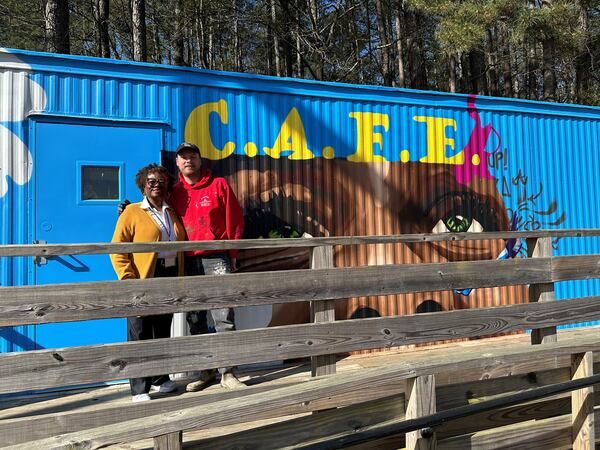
33, 120, 163, 349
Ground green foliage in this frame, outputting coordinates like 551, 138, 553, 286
411, 0, 523, 54
512, 0, 583, 51
0, 0, 45, 52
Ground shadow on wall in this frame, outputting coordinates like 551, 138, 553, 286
0, 327, 42, 351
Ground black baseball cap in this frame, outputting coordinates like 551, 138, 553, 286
175, 142, 201, 156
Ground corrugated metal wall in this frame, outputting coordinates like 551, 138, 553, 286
2, 48, 600, 353
0, 54, 46, 352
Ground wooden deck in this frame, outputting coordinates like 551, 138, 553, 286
2, 327, 599, 449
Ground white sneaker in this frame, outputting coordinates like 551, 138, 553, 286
150, 379, 177, 394
131, 393, 151, 402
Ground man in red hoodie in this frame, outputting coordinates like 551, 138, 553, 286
171, 142, 246, 391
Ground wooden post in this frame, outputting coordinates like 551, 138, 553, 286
405, 375, 437, 450
310, 245, 336, 377
571, 352, 595, 450
153, 431, 182, 450
526, 237, 556, 344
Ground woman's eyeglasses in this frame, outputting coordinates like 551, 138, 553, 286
146, 179, 166, 188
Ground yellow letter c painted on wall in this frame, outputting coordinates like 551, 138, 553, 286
184, 99, 235, 160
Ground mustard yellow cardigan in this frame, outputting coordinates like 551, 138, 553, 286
110, 202, 186, 280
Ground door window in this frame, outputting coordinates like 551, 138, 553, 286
77, 162, 124, 203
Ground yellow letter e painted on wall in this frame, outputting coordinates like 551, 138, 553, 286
263, 107, 314, 160
414, 116, 463, 165
347, 112, 389, 162
184, 99, 235, 160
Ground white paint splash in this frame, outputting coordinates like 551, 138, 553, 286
0, 50, 46, 197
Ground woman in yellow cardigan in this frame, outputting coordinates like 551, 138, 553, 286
110, 163, 186, 402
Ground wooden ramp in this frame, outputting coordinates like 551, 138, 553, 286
2, 329, 600, 449
1, 231, 600, 449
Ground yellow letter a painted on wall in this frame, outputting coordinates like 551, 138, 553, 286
263, 108, 314, 160
184, 99, 235, 160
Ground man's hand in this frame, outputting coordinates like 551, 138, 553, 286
117, 199, 131, 216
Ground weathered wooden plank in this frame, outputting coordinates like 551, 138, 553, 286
9, 331, 600, 449
4, 296, 600, 394
0, 383, 295, 445
572, 352, 595, 450
437, 413, 577, 450
349, 413, 579, 450
2, 366, 421, 449
1, 251, 598, 328
3, 359, 593, 446
189, 394, 588, 450
188, 395, 405, 450
1, 229, 597, 257
153, 431, 182, 450
0, 373, 407, 445
0, 334, 592, 446
552, 254, 600, 282
0, 255, 558, 326
348, 405, 600, 450
2, 349, 588, 445
8, 333, 600, 449
527, 237, 557, 345
310, 246, 336, 378
405, 375, 436, 450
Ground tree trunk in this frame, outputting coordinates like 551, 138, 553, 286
208, 23, 213, 69
500, 25, 513, 97
174, 0, 185, 66
350, 0, 363, 83
526, 38, 537, 99
394, 0, 405, 88
295, 0, 303, 77
131, 0, 147, 62
407, 10, 427, 89
279, 0, 294, 77
486, 28, 499, 96
541, 0, 556, 101
448, 53, 457, 93
152, 7, 161, 64
194, 0, 208, 68
309, 0, 324, 79
542, 38, 556, 101
374, 0, 393, 86
574, 0, 590, 103
45, 0, 70, 54
93, 0, 109, 58
468, 48, 486, 95
232, 0, 241, 71
459, 52, 470, 93
270, 0, 281, 76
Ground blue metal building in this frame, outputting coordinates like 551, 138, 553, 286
1, 48, 599, 353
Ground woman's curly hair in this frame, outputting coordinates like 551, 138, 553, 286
135, 163, 175, 195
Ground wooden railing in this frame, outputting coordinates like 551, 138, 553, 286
1, 230, 600, 449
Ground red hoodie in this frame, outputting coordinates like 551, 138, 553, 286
171, 168, 244, 258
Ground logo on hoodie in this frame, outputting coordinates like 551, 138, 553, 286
200, 195, 212, 207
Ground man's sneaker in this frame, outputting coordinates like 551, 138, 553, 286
220, 373, 246, 390
131, 393, 151, 402
186, 370, 217, 392
150, 379, 177, 394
